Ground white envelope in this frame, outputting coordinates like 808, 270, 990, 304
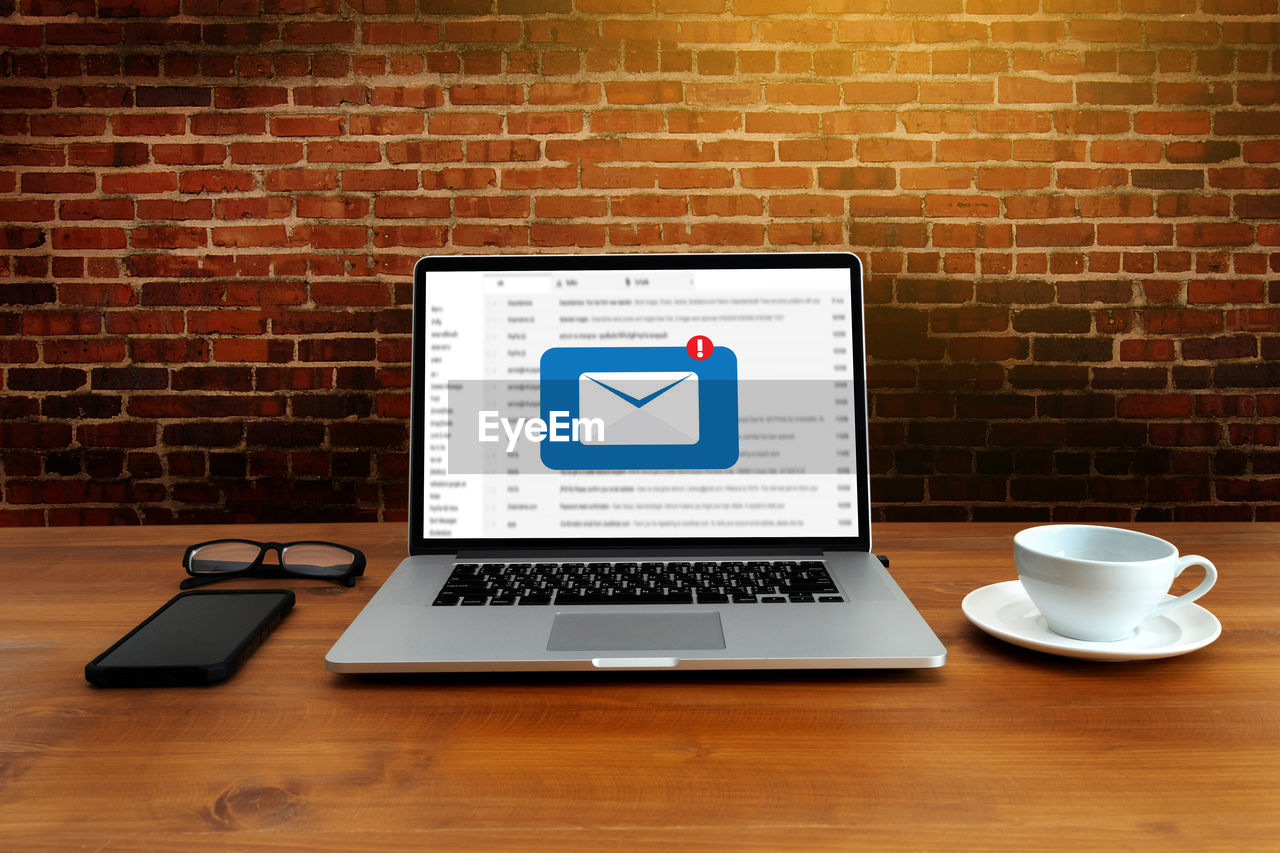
577, 371, 699, 445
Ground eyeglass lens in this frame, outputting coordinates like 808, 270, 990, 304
188, 541, 355, 578
280, 544, 356, 577
188, 541, 262, 573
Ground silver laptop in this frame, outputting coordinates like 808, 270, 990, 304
326, 252, 945, 672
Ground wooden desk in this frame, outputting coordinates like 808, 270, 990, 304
2, 522, 1276, 850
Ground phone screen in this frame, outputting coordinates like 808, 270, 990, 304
94, 591, 292, 669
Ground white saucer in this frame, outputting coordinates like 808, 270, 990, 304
961, 580, 1221, 661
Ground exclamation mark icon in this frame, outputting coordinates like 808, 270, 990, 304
686, 335, 714, 360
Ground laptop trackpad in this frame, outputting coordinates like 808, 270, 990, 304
547, 612, 726, 651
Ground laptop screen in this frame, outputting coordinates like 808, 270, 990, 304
410, 253, 870, 552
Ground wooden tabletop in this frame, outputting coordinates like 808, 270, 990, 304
2, 522, 1276, 850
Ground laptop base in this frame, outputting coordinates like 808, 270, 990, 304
326, 550, 945, 673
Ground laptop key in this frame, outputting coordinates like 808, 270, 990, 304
553, 593, 612, 605
556, 591, 694, 605
818, 596, 845, 603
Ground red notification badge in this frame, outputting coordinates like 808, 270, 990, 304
686, 335, 714, 361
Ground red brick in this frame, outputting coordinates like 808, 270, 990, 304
1134, 111, 1212, 136
449, 84, 523, 106
1187, 280, 1266, 303
766, 83, 842, 105
215, 198, 292, 220
1145, 308, 1225, 334
46, 23, 123, 45
1120, 339, 1176, 362
979, 167, 1052, 189
935, 223, 1012, 248
920, 81, 993, 105
1016, 223, 1095, 247
230, 142, 303, 164
0, 143, 63, 167
529, 83, 600, 105
1090, 140, 1163, 163
190, 113, 267, 136
50, 227, 127, 250
1097, 223, 1174, 246
1236, 195, 1280, 218
428, 113, 505, 136
307, 141, 381, 163
349, 114, 426, 136
152, 143, 227, 165
212, 87, 287, 110
363, 21, 439, 45
998, 76, 1072, 104
296, 196, 369, 219
271, 115, 344, 137
467, 139, 542, 162
110, 113, 186, 136
262, 168, 338, 192
922, 195, 998, 220
1242, 141, 1280, 163
937, 138, 1011, 162
282, 21, 356, 44
29, 113, 107, 137
305, 225, 366, 248
211, 225, 288, 247
0, 200, 55, 222
58, 204, 130, 232
43, 338, 129, 364
371, 225, 449, 247
858, 138, 933, 162
1178, 223, 1255, 246
340, 169, 418, 191
370, 86, 444, 108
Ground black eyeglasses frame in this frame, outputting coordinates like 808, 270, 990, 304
180, 539, 366, 589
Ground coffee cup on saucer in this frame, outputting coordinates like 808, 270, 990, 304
1013, 525, 1217, 643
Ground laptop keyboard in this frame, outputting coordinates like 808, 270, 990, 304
431, 560, 843, 607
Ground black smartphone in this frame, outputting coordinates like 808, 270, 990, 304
85, 589, 295, 687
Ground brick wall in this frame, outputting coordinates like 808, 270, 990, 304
1, 1, 1278, 525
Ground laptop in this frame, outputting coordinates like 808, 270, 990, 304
326, 252, 945, 672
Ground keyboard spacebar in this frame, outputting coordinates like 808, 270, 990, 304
555, 592, 694, 605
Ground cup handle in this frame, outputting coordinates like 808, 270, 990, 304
1151, 555, 1217, 618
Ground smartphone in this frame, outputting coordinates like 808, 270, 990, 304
85, 589, 295, 687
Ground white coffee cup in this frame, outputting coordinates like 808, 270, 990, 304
1013, 524, 1217, 642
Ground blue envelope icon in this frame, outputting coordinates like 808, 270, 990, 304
580, 371, 699, 445
540, 346, 738, 470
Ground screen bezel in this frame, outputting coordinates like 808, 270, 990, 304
407, 252, 871, 555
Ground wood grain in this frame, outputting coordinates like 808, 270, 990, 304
1, 522, 1276, 850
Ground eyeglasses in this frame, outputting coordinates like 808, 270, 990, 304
180, 539, 366, 589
